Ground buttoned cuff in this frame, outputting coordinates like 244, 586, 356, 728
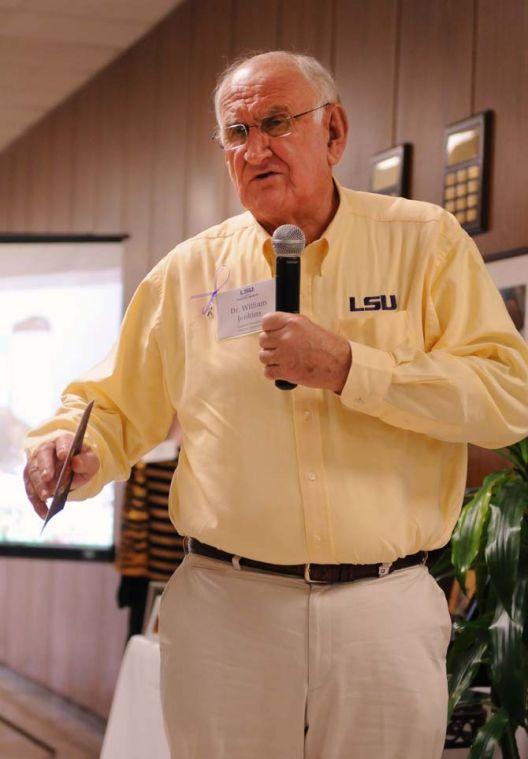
340, 340, 394, 414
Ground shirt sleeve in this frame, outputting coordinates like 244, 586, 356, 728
340, 222, 528, 449
24, 261, 175, 500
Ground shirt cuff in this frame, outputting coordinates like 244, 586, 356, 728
340, 340, 394, 414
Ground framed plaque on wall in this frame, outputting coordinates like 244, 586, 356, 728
369, 144, 411, 198
442, 111, 493, 236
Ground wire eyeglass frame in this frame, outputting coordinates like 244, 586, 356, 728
213, 102, 331, 151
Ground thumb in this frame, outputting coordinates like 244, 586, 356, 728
261, 311, 291, 332
71, 450, 100, 490
71, 451, 100, 476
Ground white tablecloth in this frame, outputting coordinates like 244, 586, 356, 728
101, 634, 170, 759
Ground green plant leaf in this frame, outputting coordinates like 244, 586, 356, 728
456, 687, 489, 709
451, 614, 494, 637
473, 557, 489, 609
499, 718, 521, 759
507, 440, 528, 475
447, 620, 489, 719
468, 708, 509, 759
521, 521, 528, 646
428, 546, 453, 581
489, 590, 526, 727
518, 438, 528, 467
498, 440, 528, 477
451, 472, 506, 591
485, 478, 528, 616
502, 449, 523, 473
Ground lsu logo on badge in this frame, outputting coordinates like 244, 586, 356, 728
349, 294, 397, 312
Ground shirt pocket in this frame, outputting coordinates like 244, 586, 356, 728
334, 309, 410, 353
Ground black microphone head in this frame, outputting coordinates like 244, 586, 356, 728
271, 224, 305, 258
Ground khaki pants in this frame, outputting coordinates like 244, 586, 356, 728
159, 552, 451, 759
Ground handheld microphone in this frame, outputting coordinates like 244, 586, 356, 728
271, 224, 306, 391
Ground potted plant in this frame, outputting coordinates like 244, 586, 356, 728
430, 440, 528, 758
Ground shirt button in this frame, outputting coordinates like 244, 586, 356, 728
303, 411, 312, 421
313, 534, 322, 544
307, 471, 317, 481
354, 397, 364, 404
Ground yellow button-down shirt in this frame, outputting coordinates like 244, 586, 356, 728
26, 184, 528, 564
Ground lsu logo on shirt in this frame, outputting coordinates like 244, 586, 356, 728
349, 294, 397, 312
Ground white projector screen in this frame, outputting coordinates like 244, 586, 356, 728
0, 241, 123, 559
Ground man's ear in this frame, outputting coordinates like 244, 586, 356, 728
225, 152, 236, 185
326, 104, 348, 166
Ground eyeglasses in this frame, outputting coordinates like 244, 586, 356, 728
214, 102, 331, 151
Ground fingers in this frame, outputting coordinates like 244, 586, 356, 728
27, 433, 74, 502
259, 312, 300, 355
259, 348, 279, 366
24, 434, 100, 518
263, 364, 282, 381
23, 466, 48, 520
258, 332, 277, 349
27, 441, 59, 502
259, 313, 299, 375
33, 440, 58, 482
55, 433, 74, 461
259, 313, 349, 391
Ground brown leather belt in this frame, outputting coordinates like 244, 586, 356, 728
184, 537, 428, 584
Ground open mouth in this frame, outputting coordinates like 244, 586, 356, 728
255, 171, 277, 180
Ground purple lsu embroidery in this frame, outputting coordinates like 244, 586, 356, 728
349, 294, 397, 312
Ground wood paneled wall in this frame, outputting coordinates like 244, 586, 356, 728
0, 0, 527, 717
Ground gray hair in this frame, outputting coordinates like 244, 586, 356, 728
213, 50, 339, 127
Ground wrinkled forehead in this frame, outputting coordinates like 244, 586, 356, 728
218, 64, 316, 124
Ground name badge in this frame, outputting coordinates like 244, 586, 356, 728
216, 279, 275, 340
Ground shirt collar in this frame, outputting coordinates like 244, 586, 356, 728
252, 178, 346, 277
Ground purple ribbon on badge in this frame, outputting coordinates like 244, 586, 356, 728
191, 266, 230, 317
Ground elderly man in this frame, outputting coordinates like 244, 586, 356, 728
24, 51, 528, 758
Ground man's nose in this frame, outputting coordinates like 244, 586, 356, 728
243, 127, 272, 163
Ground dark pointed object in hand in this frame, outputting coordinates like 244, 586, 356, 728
41, 401, 95, 533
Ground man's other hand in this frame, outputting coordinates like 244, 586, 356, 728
259, 312, 352, 393
24, 435, 100, 519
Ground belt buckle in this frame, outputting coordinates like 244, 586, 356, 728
378, 562, 392, 577
304, 563, 327, 584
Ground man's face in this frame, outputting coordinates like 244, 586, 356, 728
218, 62, 339, 229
